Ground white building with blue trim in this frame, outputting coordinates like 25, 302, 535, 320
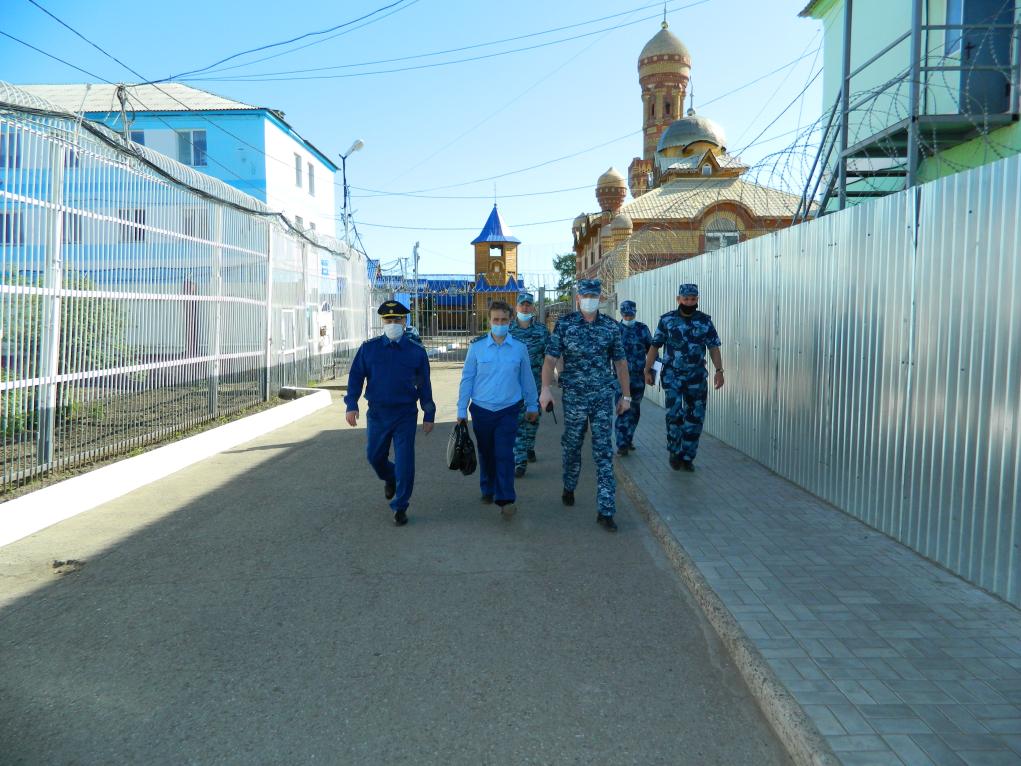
18, 83, 339, 237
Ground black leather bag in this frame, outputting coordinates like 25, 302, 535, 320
445, 422, 477, 476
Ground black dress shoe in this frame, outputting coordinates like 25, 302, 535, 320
680, 460, 695, 472
481, 494, 494, 504
527, 449, 537, 463
384, 480, 396, 499
514, 465, 526, 478
596, 513, 618, 532
561, 490, 574, 506
394, 509, 408, 526
669, 454, 683, 471
617, 446, 629, 457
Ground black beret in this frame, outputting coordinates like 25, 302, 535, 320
377, 300, 410, 317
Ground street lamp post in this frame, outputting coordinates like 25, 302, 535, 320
339, 138, 364, 255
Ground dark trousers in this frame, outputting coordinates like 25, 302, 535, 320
366, 405, 417, 512
470, 401, 520, 504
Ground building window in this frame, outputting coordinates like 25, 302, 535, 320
946, 0, 963, 54
309, 222, 316, 231
119, 208, 145, 242
1, 211, 22, 244
665, 101, 672, 115
704, 217, 740, 252
295, 154, 303, 188
182, 207, 210, 239
0, 127, 21, 169
130, 130, 145, 145
308, 162, 315, 196
176, 130, 207, 166
295, 215, 304, 230
650, 102, 655, 117
62, 212, 83, 244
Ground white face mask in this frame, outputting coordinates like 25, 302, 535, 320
579, 298, 600, 313
516, 312, 532, 323
622, 319, 635, 327
383, 324, 405, 340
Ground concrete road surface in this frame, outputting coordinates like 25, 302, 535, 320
0, 365, 789, 765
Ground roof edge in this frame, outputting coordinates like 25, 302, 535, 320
799, 0, 839, 19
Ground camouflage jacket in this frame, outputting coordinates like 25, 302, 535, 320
618, 320, 653, 384
652, 309, 722, 383
546, 311, 625, 392
509, 319, 550, 382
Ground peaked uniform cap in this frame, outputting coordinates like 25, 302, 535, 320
678, 283, 699, 297
378, 300, 411, 317
620, 300, 637, 315
517, 292, 535, 304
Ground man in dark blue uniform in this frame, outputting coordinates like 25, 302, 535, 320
644, 284, 724, 471
345, 300, 436, 526
615, 299, 653, 456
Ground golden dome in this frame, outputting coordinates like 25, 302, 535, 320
611, 212, 633, 230
657, 114, 728, 153
639, 22, 691, 63
596, 167, 627, 188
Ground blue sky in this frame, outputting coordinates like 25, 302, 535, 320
1, 0, 824, 285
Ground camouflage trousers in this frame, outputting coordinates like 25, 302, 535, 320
562, 387, 617, 516
513, 403, 540, 467
614, 383, 645, 449
664, 378, 708, 462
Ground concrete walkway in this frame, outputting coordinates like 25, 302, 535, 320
618, 396, 1021, 766
0, 366, 788, 765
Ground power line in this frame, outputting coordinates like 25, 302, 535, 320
190, 0, 709, 81
0, 29, 107, 82
351, 183, 593, 199
186, 1, 712, 83
156, 0, 416, 83
356, 217, 575, 231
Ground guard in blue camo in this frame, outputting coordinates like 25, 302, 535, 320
540, 279, 632, 532
510, 291, 550, 477
615, 300, 653, 456
644, 283, 725, 472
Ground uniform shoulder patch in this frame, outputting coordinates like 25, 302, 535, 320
470, 333, 488, 344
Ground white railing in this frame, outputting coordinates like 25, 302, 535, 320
0, 84, 370, 491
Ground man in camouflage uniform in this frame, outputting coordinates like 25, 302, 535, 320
540, 279, 631, 532
645, 283, 724, 471
614, 299, 653, 456
510, 291, 550, 478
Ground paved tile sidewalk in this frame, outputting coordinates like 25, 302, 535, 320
619, 399, 1021, 766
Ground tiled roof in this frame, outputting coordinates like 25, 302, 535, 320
622, 177, 802, 220
16, 83, 260, 114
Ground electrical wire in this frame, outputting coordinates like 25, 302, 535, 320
154, 0, 416, 83
189, 0, 703, 80
185, 1, 712, 83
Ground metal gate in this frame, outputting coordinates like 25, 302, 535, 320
369, 281, 548, 363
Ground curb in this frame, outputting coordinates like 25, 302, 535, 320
0, 389, 333, 549
616, 462, 841, 766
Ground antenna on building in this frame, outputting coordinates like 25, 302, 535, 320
662, 0, 667, 25
688, 80, 695, 115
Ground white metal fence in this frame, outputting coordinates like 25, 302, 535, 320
618, 153, 1021, 607
0, 84, 369, 492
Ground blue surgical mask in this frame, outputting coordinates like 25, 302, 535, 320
622, 319, 635, 327
383, 324, 404, 340
579, 298, 600, 313
491, 324, 509, 337
516, 312, 532, 323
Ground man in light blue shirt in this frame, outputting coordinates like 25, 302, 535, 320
457, 300, 539, 519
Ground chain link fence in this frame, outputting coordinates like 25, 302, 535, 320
0, 83, 370, 493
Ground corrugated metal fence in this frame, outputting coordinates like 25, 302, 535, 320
1, 84, 369, 492
619, 154, 1021, 606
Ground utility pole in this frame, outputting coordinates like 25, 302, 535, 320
412, 241, 421, 333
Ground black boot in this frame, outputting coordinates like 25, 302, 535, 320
669, 454, 683, 471
527, 449, 537, 463
394, 509, 408, 526
561, 489, 575, 506
514, 464, 526, 478
385, 480, 396, 499
596, 513, 618, 532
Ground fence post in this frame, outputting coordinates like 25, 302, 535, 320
537, 287, 546, 324
263, 224, 274, 401
37, 142, 66, 466
207, 207, 223, 417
